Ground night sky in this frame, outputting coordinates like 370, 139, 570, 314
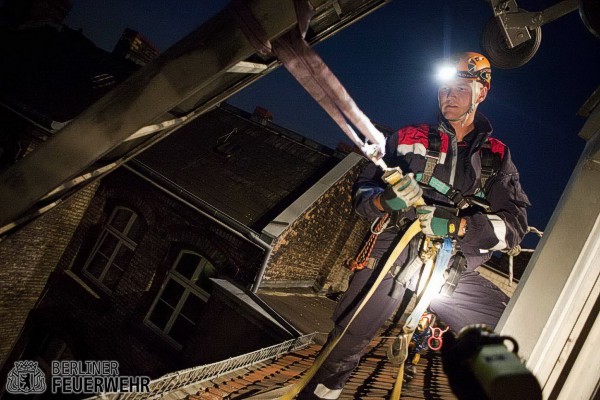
65, 1, 600, 247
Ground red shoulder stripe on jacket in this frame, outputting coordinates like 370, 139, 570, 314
397, 124, 449, 153
487, 137, 506, 159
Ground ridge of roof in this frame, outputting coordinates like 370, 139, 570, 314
218, 103, 345, 159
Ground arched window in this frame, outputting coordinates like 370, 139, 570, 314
145, 250, 217, 347
83, 206, 145, 292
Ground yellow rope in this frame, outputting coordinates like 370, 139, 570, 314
392, 357, 406, 400
279, 220, 422, 400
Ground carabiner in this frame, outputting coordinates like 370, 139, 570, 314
427, 326, 449, 351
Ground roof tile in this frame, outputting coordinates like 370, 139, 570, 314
185, 325, 457, 400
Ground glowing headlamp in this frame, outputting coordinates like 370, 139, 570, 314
436, 64, 457, 83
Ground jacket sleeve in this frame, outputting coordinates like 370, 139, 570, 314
459, 146, 531, 253
351, 133, 399, 220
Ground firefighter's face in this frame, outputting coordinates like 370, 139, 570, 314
438, 79, 474, 121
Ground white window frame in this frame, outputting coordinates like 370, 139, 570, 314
82, 206, 141, 293
144, 250, 215, 348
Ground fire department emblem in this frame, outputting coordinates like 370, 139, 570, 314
5, 361, 47, 394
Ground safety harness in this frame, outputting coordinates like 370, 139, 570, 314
416, 125, 503, 210
350, 125, 503, 277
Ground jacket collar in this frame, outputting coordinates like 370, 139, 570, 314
438, 111, 493, 148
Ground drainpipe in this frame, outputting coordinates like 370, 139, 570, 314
124, 161, 272, 292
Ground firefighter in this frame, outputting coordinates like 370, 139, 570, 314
297, 52, 530, 399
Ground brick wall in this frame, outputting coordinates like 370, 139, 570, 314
3, 168, 269, 378
262, 160, 370, 292
0, 181, 99, 368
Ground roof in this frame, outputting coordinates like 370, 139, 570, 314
83, 294, 455, 400
135, 104, 341, 230
211, 279, 301, 339
257, 289, 336, 345
181, 323, 455, 399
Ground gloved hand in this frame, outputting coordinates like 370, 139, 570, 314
380, 173, 422, 212
417, 205, 462, 238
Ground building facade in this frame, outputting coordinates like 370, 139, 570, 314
0, 104, 370, 393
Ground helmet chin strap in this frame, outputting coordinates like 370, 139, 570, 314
440, 81, 479, 128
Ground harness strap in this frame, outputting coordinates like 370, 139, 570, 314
439, 254, 468, 297
231, 0, 387, 167
479, 141, 502, 191
390, 238, 454, 400
416, 127, 501, 209
421, 125, 441, 185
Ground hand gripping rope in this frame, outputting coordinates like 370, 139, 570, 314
231, 2, 455, 398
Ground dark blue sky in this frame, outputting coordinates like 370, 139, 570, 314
66, 1, 600, 243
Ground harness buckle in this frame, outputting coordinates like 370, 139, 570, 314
449, 190, 470, 210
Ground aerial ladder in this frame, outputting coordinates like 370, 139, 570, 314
0, 0, 597, 237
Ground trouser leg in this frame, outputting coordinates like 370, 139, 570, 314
297, 268, 405, 399
429, 269, 509, 332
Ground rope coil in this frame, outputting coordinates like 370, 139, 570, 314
348, 215, 390, 271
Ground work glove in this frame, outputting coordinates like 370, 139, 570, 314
380, 173, 422, 212
417, 205, 462, 238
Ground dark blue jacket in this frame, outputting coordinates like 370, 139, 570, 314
352, 112, 530, 270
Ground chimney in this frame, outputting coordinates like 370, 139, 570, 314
251, 106, 273, 125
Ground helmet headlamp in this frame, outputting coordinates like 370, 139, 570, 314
436, 65, 458, 83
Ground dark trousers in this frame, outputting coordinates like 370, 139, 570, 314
429, 269, 509, 332
297, 264, 509, 399
298, 267, 405, 399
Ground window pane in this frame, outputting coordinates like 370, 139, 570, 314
148, 300, 173, 331
112, 245, 134, 271
175, 252, 201, 280
86, 253, 109, 279
103, 263, 125, 291
97, 233, 119, 259
160, 279, 185, 308
196, 263, 216, 293
180, 293, 206, 323
110, 208, 133, 233
169, 315, 195, 344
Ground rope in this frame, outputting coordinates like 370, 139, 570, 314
279, 221, 422, 400
390, 238, 453, 400
348, 215, 390, 271
501, 226, 543, 286
230, 0, 388, 168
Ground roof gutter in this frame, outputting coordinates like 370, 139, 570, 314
124, 160, 271, 292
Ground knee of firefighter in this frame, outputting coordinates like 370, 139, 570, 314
327, 334, 371, 366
